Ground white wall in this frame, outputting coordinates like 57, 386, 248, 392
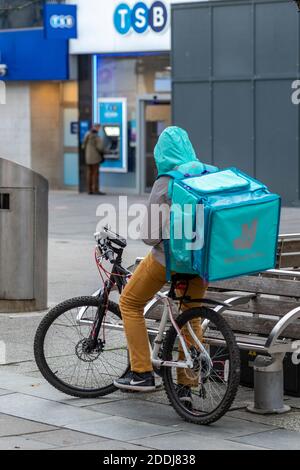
0, 82, 31, 168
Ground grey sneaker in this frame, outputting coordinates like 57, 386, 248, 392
114, 371, 156, 392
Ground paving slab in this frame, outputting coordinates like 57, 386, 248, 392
66, 415, 178, 441
228, 409, 300, 433
87, 399, 276, 438
0, 389, 14, 397
0, 413, 56, 437
229, 429, 300, 450
0, 393, 109, 427
0, 370, 126, 407
58, 440, 151, 450
177, 415, 276, 438
24, 429, 106, 447
60, 395, 126, 408
0, 370, 43, 391
87, 399, 183, 427
131, 431, 266, 450
0, 435, 56, 450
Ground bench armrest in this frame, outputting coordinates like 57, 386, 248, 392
266, 306, 300, 353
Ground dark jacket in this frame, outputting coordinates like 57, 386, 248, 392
82, 130, 104, 165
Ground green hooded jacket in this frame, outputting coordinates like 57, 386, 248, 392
154, 126, 200, 176
154, 126, 218, 177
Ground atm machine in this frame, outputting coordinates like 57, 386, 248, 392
98, 98, 128, 173
102, 125, 121, 160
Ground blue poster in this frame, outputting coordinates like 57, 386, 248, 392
79, 121, 90, 144
98, 98, 128, 173
44, 4, 77, 40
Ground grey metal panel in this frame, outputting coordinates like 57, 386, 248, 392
256, 2, 298, 77
213, 4, 253, 78
172, 6, 211, 80
255, 80, 299, 204
172, 0, 300, 205
0, 188, 34, 299
173, 82, 212, 162
213, 81, 254, 173
0, 158, 48, 311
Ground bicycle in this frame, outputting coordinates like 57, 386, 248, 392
34, 226, 240, 425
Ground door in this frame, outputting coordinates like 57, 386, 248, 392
138, 95, 171, 194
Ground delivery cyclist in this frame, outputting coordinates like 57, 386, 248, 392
114, 127, 209, 403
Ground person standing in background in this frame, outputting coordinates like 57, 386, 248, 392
82, 124, 106, 195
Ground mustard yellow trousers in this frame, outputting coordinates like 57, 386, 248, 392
119, 253, 207, 386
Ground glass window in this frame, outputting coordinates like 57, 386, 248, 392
0, 0, 65, 30
94, 54, 170, 187
95, 54, 170, 121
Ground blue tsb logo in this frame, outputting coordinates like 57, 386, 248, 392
114, 1, 168, 35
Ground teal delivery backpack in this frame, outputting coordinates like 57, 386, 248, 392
164, 167, 281, 282
153, 126, 281, 282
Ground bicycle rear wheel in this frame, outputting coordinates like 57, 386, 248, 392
162, 306, 240, 425
34, 296, 129, 398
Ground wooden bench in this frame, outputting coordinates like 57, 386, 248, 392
276, 233, 300, 269
142, 233, 300, 414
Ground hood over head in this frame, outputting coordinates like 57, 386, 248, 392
154, 126, 199, 176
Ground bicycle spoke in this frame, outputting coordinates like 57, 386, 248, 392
163, 308, 239, 422
41, 302, 129, 393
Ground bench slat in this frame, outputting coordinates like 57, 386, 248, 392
277, 254, 300, 268
222, 313, 300, 340
205, 292, 299, 316
277, 239, 300, 254
210, 276, 300, 298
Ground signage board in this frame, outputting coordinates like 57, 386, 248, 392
44, 3, 78, 40
68, 0, 170, 53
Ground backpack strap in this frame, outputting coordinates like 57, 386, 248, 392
157, 170, 186, 181
156, 172, 184, 282
157, 165, 218, 282
163, 239, 172, 282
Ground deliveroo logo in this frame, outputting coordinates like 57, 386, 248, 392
114, 1, 168, 35
234, 220, 258, 250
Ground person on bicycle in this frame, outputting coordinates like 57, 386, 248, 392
114, 127, 209, 401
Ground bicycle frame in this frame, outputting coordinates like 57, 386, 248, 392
76, 230, 213, 373
76, 288, 213, 372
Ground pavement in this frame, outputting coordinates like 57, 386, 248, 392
0, 191, 300, 450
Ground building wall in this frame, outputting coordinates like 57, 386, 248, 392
30, 82, 63, 188
172, 0, 300, 205
0, 81, 78, 189
0, 82, 31, 168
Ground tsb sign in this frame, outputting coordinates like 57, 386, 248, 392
50, 15, 75, 29
114, 1, 168, 35
44, 4, 77, 39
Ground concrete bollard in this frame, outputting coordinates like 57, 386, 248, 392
247, 354, 291, 414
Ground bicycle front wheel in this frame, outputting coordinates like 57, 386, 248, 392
162, 306, 240, 425
34, 296, 129, 398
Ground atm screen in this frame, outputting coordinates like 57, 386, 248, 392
104, 126, 120, 137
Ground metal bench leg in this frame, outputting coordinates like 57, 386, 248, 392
247, 353, 290, 415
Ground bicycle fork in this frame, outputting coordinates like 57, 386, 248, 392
151, 295, 202, 370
